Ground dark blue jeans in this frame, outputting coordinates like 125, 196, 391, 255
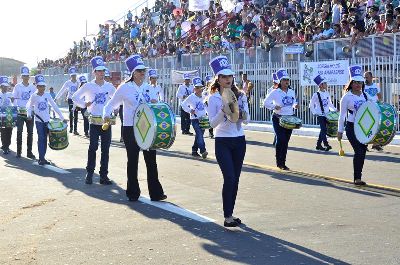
35, 121, 48, 161
16, 115, 34, 154
272, 115, 292, 167
346, 122, 367, 181
180, 106, 191, 133
80, 108, 89, 134
191, 119, 206, 153
317, 116, 329, 146
215, 136, 246, 218
86, 124, 111, 177
68, 98, 78, 132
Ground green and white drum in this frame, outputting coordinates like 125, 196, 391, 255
109, 115, 117, 125
199, 116, 210, 129
354, 101, 397, 146
48, 119, 69, 150
279, 115, 302, 129
134, 103, 176, 150
0, 106, 18, 128
89, 115, 103, 125
325, 111, 339, 137
17, 107, 27, 116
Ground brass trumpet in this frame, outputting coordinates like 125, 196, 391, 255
221, 87, 239, 123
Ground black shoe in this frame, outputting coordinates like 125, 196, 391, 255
192, 152, 201, 157
3, 149, 9, 155
233, 217, 242, 224
100, 177, 113, 185
316, 145, 325, 151
354, 179, 366, 186
16, 153, 21, 158
73, 131, 79, 135
209, 134, 214, 139
128, 197, 139, 202
38, 159, 50, 166
85, 133, 89, 138
151, 194, 167, 201
27, 153, 36, 159
372, 145, 383, 151
201, 151, 208, 159
224, 220, 240, 227
279, 165, 290, 171
325, 145, 332, 151
85, 174, 93, 184
69, 129, 73, 133
182, 131, 187, 135
187, 131, 194, 136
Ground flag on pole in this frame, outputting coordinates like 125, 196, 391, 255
189, 0, 210, 11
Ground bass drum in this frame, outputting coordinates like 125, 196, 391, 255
354, 101, 397, 146
133, 103, 176, 150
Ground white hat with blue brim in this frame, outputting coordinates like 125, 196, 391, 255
35, 75, 46, 86
125, 54, 147, 74
209, 56, 235, 76
79, 75, 87, 83
149, 69, 158, 78
272, 73, 279, 83
349, 65, 364, 82
69, 67, 77, 76
0, 76, 9, 86
313, 74, 326, 86
20, 66, 30, 76
192, 77, 203, 87
90, 56, 107, 71
276, 68, 290, 81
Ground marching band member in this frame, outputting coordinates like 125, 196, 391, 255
72, 56, 116, 185
265, 73, 279, 146
77, 75, 89, 137
207, 56, 249, 227
26, 75, 66, 165
176, 74, 194, 135
364, 71, 383, 152
55, 67, 80, 135
103, 55, 167, 202
148, 69, 164, 102
204, 75, 214, 138
182, 77, 208, 158
338, 66, 370, 186
0, 76, 14, 155
264, 69, 299, 170
309, 75, 337, 151
12, 66, 36, 159
104, 68, 111, 82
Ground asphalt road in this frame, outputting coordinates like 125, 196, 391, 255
1, 119, 400, 265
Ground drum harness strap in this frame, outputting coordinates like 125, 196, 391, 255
347, 92, 368, 115
316, 92, 325, 115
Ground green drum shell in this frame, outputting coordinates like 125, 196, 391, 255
199, 116, 210, 129
325, 111, 339, 138
0, 106, 18, 128
48, 120, 69, 150
279, 116, 302, 130
17, 107, 27, 116
134, 103, 176, 150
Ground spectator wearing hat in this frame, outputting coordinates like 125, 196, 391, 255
12, 66, 36, 159
0, 76, 14, 154
338, 66, 371, 186
176, 73, 194, 135
55, 67, 80, 135
309, 75, 337, 151
26, 75, 67, 165
103, 54, 167, 202
182, 77, 208, 158
72, 56, 116, 185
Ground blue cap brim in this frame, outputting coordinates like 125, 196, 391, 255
351, 76, 364, 82
216, 69, 235, 76
36, 82, 46, 86
94, 66, 107, 71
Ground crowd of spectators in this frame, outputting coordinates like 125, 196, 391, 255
37, 0, 400, 71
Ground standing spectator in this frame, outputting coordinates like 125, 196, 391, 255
332, 0, 342, 26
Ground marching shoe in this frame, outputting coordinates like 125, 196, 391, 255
354, 179, 367, 186
85, 174, 93, 184
151, 194, 167, 201
192, 152, 201, 157
27, 153, 36, 159
325, 145, 332, 151
100, 177, 113, 185
316, 145, 325, 151
201, 151, 208, 159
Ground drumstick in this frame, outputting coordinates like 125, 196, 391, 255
338, 140, 345, 156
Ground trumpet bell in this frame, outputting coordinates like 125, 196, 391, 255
221, 88, 239, 123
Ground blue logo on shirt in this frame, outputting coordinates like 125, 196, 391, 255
282, 96, 294, 106
143, 93, 151, 103
365, 87, 378, 97
354, 100, 365, 111
322, 98, 329, 107
94, 93, 107, 104
195, 101, 205, 111
70, 86, 77, 93
38, 101, 47, 111
21, 91, 31, 100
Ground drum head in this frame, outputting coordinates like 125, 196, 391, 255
354, 101, 380, 144
134, 103, 157, 150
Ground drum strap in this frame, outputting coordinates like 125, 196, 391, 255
316, 92, 325, 115
34, 113, 45, 123
348, 92, 368, 115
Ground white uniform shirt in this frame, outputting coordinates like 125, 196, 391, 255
103, 81, 141, 127
263, 88, 297, 115
55, 80, 80, 100
266, 86, 275, 96
206, 91, 248, 138
26, 93, 64, 123
182, 93, 207, 119
0, 92, 13, 107
176, 84, 194, 106
309, 90, 337, 116
364, 83, 380, 103
72, 81, 116, 117
140, 83, 163, 103
148, 84, 164, 102
338, 91, 370, 133
12, 83, 36, 108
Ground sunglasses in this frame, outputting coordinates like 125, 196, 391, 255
135, 69, 146, 73
353, 81, 363, 84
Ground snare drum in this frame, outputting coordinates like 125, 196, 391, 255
17, 107, 27, 116
48, 119, 69, 150
279, 115, 302, 129
199, 116, 210, 129
0, 106, 18, 128
89, 115, 103, 125
134, 102, 176, 150
325, 111, 339, 137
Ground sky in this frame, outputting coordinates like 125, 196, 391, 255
0, 0, 155, 68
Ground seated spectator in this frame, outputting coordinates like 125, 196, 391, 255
384, 12, 396, 33
321, 21, 334, 40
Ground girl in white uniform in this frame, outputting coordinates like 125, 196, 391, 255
148, 69, 164, 102
338, 66, 370, 186
0, 76, 14, 154
207, 56, 249, 227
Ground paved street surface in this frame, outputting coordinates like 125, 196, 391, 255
1, 118, 400, 265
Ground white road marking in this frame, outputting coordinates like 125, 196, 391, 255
32, 162, 71, 174
139, 196, 215, 223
